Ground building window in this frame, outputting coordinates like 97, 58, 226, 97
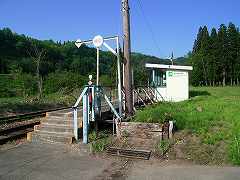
150, 69, 166, 87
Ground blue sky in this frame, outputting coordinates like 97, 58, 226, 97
0, 0, 239, 58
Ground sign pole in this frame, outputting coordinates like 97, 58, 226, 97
96, 47, 100, 86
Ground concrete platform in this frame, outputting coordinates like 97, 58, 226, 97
1, 142, 240, 180
0, 142, 111, 180
127, 160, 240, 180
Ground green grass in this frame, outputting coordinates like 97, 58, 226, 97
134, 86, 240, 165
155, 139, 171, 156
89, 130, 112, 153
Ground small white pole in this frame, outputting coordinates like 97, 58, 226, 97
169, 121, 174, 139
91, 87, 95, 122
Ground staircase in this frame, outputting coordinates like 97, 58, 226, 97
132, 87, 157, 109
28, 108, 82, 144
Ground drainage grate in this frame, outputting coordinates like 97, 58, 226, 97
107, 147, 151, 160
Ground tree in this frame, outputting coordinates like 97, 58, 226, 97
193, 27, 203, 54
227, 22, 239, 85
208, 28, 218, 86
200, 26, 211, 85
189, 23, 240, 86
217, 24, 229, 86
191, 26, 211, 85
27, 42, 46, 99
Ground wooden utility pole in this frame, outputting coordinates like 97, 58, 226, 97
122, 0, 133, 116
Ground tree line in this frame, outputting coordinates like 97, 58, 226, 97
188, 22, 240, 86
0, 28, 170, 98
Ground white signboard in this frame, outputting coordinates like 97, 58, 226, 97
168, 71, 187, 77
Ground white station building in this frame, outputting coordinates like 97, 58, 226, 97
145, 63, 193, 102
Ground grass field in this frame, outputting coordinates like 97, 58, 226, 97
134, 86, 240, 165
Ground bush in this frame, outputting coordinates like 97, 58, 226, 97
44, 72, 87, 94
0, 73, 37, 97
21, 73, 38, 96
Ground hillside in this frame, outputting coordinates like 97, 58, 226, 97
0, 27, 174, 97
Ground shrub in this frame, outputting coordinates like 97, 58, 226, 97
0, 73, 37, 97
44, 72, 87, 94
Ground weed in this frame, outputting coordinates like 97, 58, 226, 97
90, 137, 111, 153
89, 130, 112, 153
155, 139, 170, 156
229, 135, 240, 165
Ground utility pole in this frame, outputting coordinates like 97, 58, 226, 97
122, 0, 133, 116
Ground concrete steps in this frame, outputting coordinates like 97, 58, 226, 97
28, 108, 82, 144
30, 131, 74, 144
35, 124, 74, 133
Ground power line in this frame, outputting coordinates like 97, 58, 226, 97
136, 0, 162, 57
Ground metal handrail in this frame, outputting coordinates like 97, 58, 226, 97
73, 87, 89, 108
72, 86, 122, 141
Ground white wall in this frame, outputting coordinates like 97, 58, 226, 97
154, 70, 190, 102
155, 87, 167, 101
166, 70, 189, 102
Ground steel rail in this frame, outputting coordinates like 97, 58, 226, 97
0, 107, 71, 124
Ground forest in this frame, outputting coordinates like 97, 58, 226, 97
0, 27, 170, 99
189, 22, 240, 86
1, 22, 239, 99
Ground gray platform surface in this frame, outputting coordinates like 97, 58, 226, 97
0, 142, 111, 180
127, 160, 240, 180
1, 142, 240, 180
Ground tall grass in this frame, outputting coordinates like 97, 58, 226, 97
134, 86, 240, 165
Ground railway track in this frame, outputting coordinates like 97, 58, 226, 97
0, 107, 70, 144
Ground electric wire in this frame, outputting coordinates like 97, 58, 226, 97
135, 0, 162, 57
